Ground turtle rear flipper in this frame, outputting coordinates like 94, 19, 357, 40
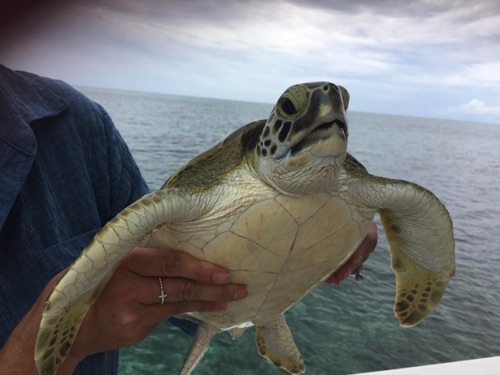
179, 323, 219, 375
255, 315, 305, 374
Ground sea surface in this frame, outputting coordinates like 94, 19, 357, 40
80, 86, 500, 375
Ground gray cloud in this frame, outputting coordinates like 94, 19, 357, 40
1, 0, 499, 123
288, 0, 500, 18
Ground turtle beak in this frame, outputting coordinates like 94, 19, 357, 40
334, 119, 348, 140
290, 117, 348, 156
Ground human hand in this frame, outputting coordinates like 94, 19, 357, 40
70, 247, 247, 358
325, 221, 378, 285
0, 247, 247, 375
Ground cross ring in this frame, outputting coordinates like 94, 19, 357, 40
158, 277, 168, 305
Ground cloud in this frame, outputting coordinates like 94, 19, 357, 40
2, 0, 500, 122
460, 99, 500, 115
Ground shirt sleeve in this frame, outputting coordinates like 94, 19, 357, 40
90, 102, 151, 222
0, 75, 194, 375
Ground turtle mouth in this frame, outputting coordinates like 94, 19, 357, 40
290, 119, 347, 156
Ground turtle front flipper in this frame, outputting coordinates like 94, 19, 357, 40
353, 176, 455, 327
35, 189, 197, 375
255, 315, 305, 374
35, 280, 110, 375
384, 230, 451, 327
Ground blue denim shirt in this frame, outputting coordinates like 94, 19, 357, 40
0, 66, 194, 374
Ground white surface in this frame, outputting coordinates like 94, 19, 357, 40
355, 356, 500, 375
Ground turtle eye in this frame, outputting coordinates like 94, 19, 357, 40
280, 97, 297, 116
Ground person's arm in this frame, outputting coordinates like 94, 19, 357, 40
0, 248, 247, 375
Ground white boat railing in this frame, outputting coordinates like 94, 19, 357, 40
354, 356, 500, 375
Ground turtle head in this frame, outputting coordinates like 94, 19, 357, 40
254, 82, 349, 195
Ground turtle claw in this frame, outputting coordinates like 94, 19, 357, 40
352, 265, 364, 281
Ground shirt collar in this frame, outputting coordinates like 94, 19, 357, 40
0, 65, 69, 230
0, 65, 68, 155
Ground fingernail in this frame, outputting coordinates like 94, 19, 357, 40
233, 287, 248, 301
212, 271, 230, 284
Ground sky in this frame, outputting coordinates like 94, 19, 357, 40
1, 0, 500, 124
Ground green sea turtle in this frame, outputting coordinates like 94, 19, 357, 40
35, 82, 455, 375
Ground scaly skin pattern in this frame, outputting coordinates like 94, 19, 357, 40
35, 82, 455, 375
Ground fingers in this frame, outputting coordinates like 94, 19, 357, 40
72, 250, 248, 356
114, 247, 248, 326
325, 221, 378, 285
121, 247, 231, 284
140, 276, 247, 305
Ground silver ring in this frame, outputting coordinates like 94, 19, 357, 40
158, 277, 168, 305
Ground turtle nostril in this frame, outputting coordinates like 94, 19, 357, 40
323, 84, 329, 92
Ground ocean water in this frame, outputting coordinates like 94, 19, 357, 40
80, 86, 500, 374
